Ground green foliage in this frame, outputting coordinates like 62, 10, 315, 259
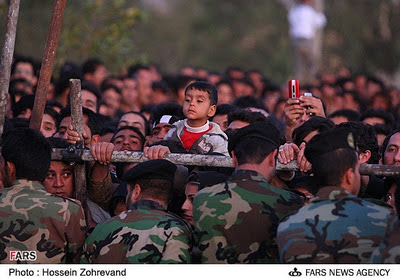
57, 0, 144, 74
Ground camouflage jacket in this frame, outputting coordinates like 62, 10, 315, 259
0, 179, 87, 263
164, 120, 229, 156
81, 200, 193, 264
369, 214, 400, 263
193, 169, 304, 263
277, 186, 392, 263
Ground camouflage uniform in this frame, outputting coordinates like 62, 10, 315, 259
0, 179, 87, 263
193, 169, 304, 263
277, 186, 392, 263
81, 200, 192, 263
369, 214, 400, 263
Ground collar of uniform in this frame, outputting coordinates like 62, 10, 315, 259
310, 186, 352, 203
230, 169, 267, 183
12, 179, 46, 191
128, 199, 166, 211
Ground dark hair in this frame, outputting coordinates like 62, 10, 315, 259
185, 81, 218, 105
101, 83, 122, 95
127, 63, 150, 78
12, 95, 35, 117
232, 96, 266, 111
292, 117, 335, 146
233, 137, 276, 165
99, 121, 118, 137
59, 106, 104, 136
2, 127, 51, 181
111, 126, 146, 147
150, 102, 184, 125
311, 148, 358, 187
329, 109, 361, 122
44, 106, 60, 125
360, 109, 395, 128
81, 80, 102, 101
133, 178, 173, 204
227, 109, 266, 126
82, 58, 104, 75
11, 56, 36, 75
338, 122, 380, 164
213, 104, 238, 117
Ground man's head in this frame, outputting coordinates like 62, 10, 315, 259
1, 127, 51, 184
338, 122, 380, 164
183, 81, 218, 126
81, 81, 102, 113
226, 109, 267, 131
122, 159, 177, 207
305, 128, 360, 195
118, 111, 150, 136
360, 109, 395, 128
292, 116, 335, 147
211, 104, 238, 132
382, 129, 400, 165
56, 106, 104, 145
228, 121, 281, 181
328, 109, 361, 125
43, 137, 74, 198
41, 106, 59, 138
82, 58, 109, 87
111, 126, 145, 152
11, 56, 37, 87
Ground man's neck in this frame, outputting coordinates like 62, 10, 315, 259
236, 164, 273, 182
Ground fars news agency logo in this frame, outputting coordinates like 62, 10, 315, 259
9, 251, 37, 261
289, 267, 302, 277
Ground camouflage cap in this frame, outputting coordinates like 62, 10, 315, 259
122, 159, 177, 183
305, 127, 356, 164
228, 121, 280, 154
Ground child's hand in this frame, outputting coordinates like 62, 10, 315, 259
144, 145, 171, 160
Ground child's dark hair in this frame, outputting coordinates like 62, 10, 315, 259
185, 81, 218, 105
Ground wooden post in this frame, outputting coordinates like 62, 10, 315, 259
0, 0, 20, 143
69, 79, 89, 220
30, 0, 66, 131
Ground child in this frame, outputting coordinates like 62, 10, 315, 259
145, 81, 229, 158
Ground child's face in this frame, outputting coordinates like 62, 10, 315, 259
183, 89, 216, 126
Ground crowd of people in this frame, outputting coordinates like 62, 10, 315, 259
0, 52, 400, 264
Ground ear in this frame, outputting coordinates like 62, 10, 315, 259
266, 149, 278, 168
231, 151, 239, 168
358, 150, 371, 164
343, 168, 356, 194
90, 134, 101, 145
127, 183, 142, 206
6, 161, 16, 183
207, 104, 217, 118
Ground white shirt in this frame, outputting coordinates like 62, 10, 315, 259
288, 4, 327, 39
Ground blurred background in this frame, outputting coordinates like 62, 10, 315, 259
1, 0, 400, 86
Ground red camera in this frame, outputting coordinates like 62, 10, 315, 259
288, 80, 299, 99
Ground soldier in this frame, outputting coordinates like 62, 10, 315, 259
81, 159, 192, 263
369, 183, 400, 263
0, 127, 87, 263
193, 121, 304, 263
277, 127, 392, 263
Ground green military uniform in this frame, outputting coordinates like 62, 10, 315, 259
369, 214, 400, 263
81, 200, 192, 264
0, 179, 87, 263
277, 186, 392, 263
193, 169, 304, 263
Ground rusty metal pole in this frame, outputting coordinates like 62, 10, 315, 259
69, 79, 89, 220
29, 0, 66, 131
0, 0, 20, 142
